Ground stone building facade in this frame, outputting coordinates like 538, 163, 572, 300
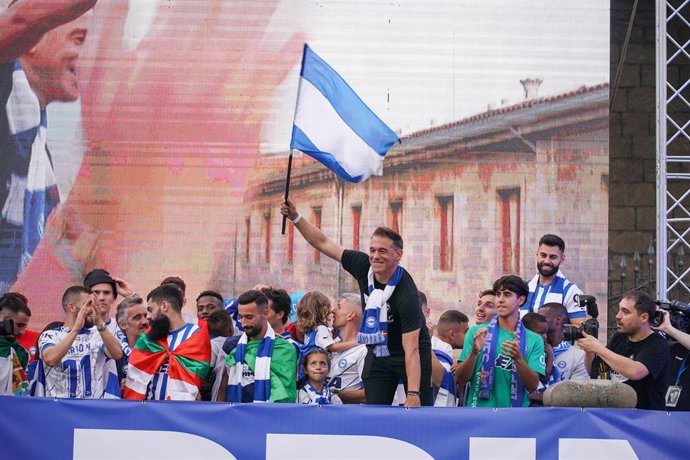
227, 84, 609, 324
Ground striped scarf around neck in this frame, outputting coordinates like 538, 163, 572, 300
357, 265, 403, 357
226, 322, 275, 403
3, 61, 60, 273
476, 315, 527, 407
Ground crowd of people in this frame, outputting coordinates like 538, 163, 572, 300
0, 198, 688, 412
0, 0, 688, 413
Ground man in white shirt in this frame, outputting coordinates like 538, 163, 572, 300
328, 293, 367, 404
34, 285, 123, 398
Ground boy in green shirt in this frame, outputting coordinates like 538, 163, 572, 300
456, 275, 545, 407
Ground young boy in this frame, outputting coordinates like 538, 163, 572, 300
455, 275, 545, 407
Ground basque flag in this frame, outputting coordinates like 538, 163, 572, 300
290, 44, 399, 183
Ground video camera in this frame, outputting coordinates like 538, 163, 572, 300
651, 300, 690, 332
562, 294, 600, 341
0, 319, 14, 339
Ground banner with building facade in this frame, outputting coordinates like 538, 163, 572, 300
0, 0, 610, 327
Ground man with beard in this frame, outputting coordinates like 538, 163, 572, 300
0, 292, 32, 395
522, 234, 585, 326
0, 0, 97, 292
124, 284, 211, 401
578, 291, 669, 410
33, 286, 123, 398
218, 290, 297, 403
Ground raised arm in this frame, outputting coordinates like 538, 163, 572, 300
42, 303, 89, 367
0, 0, 97, 63
280, 199, 344, 262
455, 328, 487, 386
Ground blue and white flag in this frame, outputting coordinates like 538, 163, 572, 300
290, 44, 398, 183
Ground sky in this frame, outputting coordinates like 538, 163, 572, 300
261, 0, 610, 152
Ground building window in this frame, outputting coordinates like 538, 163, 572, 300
437, 196, 454, 271
389, 201, 403, 234
313, 207, 322, 264
287, 221, 294, 264
263, 211, 271, 265
352, 205, 362, 251
499, 188, 521, 274
244, 216, 251, 262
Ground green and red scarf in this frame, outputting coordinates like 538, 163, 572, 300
0, 336, 29, 396
123, 325, 211, 401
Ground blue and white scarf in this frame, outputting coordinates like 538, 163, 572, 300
357, 266, 403, 357
547, 341, 571, 385
2, 61, 59, 273
477, 316, 528, 407
299, 381, 335, 405
298, 328, 322, 381
226, 322, 275, 403
433, 348, 456, 407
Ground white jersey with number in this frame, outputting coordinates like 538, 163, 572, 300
36, 327, 108, 399
327, 344, 367, 392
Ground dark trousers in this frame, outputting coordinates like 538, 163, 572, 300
362, 348, 432, 406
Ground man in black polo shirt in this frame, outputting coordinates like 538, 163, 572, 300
280, 199, 431, 407
578, 290, 669, 410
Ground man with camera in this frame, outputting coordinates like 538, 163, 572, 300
578, 291, 669, 410
538, 302, 589, 383
652, 306, 690, 410
0, 293, 31, 395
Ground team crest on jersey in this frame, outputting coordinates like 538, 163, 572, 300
495, 354, 514, 370
337, 359, 347, 369
557, 361, 567, 369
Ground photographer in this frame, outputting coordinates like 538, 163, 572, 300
0, 293, 31, 395
577, 291, 669, 410
652, 308, 690, 410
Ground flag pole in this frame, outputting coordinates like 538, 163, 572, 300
282, 43, 309, 236
281, 149, 294, 235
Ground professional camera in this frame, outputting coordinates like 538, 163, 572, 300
0, 319, 14, 338
562, 294, 600, 341
651, 299, 690, 332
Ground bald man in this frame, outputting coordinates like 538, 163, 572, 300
328, 293, 367, 404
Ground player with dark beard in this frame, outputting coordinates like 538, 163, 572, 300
521, 234, 585, 326
124, 284, 211, 401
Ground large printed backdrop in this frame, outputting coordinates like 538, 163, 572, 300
1, 0, 610, 327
